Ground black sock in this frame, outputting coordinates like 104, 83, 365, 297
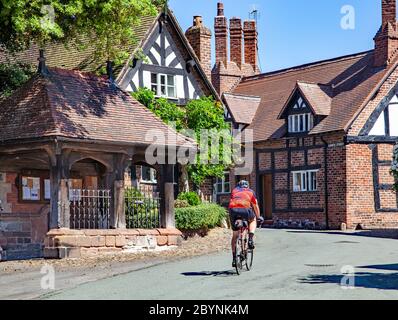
249, 232, 254, 240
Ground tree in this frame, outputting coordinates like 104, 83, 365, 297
0, 62, 35, 98
0, 0, 163, 65
392, 144, 398, 192
133, 88, 232, 190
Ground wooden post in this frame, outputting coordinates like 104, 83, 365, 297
111, 154, 129, 229
114, 180, 126, 228
49, 153, 70, 229
160, 164, 175, 228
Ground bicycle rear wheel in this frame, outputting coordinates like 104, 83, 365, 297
234, 238, 244, 275
246, 249, 254, 271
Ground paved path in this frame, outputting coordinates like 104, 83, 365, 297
41, 229, 398, 300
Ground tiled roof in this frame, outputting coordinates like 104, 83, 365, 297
0, 68, 196, 148
223, 93, 261, 124
296, 82, 332, 116
0, 16, 157, 74
233, 51, 390, 141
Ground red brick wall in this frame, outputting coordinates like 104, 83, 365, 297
0, 172, 49, 259
253, 133, 346, 229
346, 143, 398, 229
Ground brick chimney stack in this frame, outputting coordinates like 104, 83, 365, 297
374, 0, 398, 67
214, 2, 228, 66
244, 20, 259, 73
383, 0, 397, 25
230, 18, 243, 67
185, 15, 212, 80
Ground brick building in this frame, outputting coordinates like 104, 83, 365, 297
205, 1, 398, 229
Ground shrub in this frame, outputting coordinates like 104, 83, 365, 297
174, 199, 190, 208
175, 203, 228, 231
177, 192, 201, 206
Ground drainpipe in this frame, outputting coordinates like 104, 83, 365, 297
320, 137, 330, 230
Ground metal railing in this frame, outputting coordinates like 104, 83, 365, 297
125, 187, 161, 229
69, 189, 111, 229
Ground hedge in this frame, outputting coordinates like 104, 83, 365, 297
177, 192, 201, 206
175, 203, 228, 231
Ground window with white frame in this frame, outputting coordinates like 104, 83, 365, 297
292, 170, 318, 192
215, 172, 231, 194
151, 73, 176, 98
288, 113, 314, 133
141, 166, 157, 184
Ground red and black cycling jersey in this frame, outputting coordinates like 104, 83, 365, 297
229, 187, 258, 209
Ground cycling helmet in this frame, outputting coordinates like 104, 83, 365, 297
237, 180, 249, 189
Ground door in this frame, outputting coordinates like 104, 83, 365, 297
262, 174, 273, 220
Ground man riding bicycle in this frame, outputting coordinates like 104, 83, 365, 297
229, 180, 262, 267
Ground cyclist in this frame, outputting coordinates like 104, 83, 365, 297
229, 180, 262, 267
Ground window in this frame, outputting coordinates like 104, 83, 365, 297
288, 113, 314, 133
292, 170, 318, 192
151, 73, 176, 98
20, 174, 51, 202
141, 166, 157, 184
215, 173, 231, 194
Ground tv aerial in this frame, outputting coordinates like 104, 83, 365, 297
249, 5, 261, 24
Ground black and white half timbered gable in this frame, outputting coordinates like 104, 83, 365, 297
118, 12, 217, 106
359, 88, 398, 140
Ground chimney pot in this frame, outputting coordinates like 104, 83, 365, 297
217, 2, 224, 16
193, 15, 203, 27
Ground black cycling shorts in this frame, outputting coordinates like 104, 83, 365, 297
229, 208, 256, 231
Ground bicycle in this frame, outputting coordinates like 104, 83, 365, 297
233, 218, 260, 275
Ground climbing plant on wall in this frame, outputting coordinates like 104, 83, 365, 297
132, 88, 232, 188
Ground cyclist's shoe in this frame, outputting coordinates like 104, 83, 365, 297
248, 238, 255, 250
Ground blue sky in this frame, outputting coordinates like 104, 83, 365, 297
169, 0, 382, 72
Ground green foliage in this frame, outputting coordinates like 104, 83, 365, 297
185, 96, 233, 186
132, 88, 185, 130
177, 192, 201, 206
175, 203, 227, 231
0, 0, 163, 65
392, 144, 398, 192
0, 62, 35, 97
174, 199, 190, 209
133, 88, 232, 186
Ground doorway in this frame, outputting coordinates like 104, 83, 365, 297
262, 174, 273, 220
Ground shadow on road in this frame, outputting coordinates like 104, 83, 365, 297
181, 271, 236, 277
358, 263, 398, 271
299, 271, 398, 291
286, 230, 398, 240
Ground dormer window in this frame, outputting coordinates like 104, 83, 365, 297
288, 113, 314, 133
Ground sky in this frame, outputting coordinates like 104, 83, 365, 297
168, 0, 383, 73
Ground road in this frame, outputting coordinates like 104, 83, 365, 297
41, 229, 398, 300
